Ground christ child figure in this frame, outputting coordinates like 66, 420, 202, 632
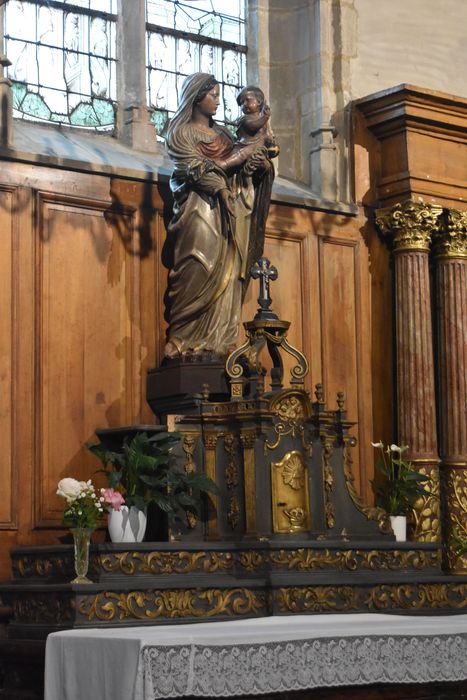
235, 85, 280, 159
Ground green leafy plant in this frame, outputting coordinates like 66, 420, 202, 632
87, 431, 218, 525
371, 441, 431, 516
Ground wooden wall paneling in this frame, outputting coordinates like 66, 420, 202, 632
34, 190, 140, 527
317, 229, 373, 497
0, 187, 16, 530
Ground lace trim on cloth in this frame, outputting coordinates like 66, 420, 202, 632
141, 634, 467, 698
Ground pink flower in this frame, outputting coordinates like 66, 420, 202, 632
100, 488, 125, 511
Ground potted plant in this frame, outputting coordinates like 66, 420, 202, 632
87, 430, 218, 542
371, 441, 431, 541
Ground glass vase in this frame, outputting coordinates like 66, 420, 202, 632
70, 528, 94, 584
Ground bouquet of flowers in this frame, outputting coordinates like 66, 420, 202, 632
56, 478, 104, 528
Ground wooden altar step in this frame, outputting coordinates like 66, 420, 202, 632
2, 540, 467, 640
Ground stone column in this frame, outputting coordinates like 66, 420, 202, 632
116, 0, 157, 152
0, 53, 13, 149
376, 201, 441, 542
433, 209, 467, 571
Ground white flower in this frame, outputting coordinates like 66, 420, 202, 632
57, 478, 82, 503
371, 441, 383, 449
390, 444, 401, 453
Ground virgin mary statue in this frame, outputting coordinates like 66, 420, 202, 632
163, 72, 274, 359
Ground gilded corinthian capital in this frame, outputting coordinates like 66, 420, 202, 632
433, 209, 467, 259
375, 201, 442, 251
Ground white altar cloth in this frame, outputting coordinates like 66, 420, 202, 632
45, 613, 467, 700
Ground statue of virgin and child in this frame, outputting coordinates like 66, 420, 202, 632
163, 72, 279, 359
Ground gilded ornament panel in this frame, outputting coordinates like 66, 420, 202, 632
77, 587, 267, 621
269, 548, 440, 572
271, 451, 310, 533
443, 466, 467, 573
410, 465, 440, 542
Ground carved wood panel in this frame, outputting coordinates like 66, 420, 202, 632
0, 187, 15, 528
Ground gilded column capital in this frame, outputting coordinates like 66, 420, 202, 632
375, 201, 442, 251
433, 209, 467, 259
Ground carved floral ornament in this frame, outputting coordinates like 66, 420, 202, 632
375, 201, 442, 251
375, 201, 467, 257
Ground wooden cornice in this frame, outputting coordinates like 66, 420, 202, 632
354, 84, 467, 208
355, 84, 467, 142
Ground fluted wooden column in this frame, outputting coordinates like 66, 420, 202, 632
433, 210, 467, 571
376, 201, 441, 542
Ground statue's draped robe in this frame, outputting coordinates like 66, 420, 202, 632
165, 121, 272, 355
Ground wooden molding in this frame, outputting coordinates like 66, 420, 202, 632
355, 84, 467, 208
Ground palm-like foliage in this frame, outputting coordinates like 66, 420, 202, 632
87, 431, 218, 525
371, 442, 431, 516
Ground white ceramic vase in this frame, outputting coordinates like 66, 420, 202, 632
108, 506, 147, 543
389, 515, 407, 542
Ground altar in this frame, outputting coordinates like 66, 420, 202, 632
45, 613, 467, 700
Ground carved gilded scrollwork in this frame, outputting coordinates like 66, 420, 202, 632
266, 390, 313, 454
269, 548, 440, 572
409, 464, 440, 542
224, 433, 239, 490
365, 583, 467, 611
433, 209, 467, 259
375, 200, 442, 251
443, 466, 467, 573
14, 555, 74, 578
181, 433, 199, 529
342, 439, 392, 534
14, 595, 73, 623
275, 583, 467, 614
322, 437, 335, 529
276, 586, 358, 613
227, 495, 240, 530
98, 550, 235, 575
77, 588, 266, 622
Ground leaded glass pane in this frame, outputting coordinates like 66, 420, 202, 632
4, 0, 117, 130
146, 0, 247, 140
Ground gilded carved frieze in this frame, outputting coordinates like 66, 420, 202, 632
269, 548, 440, 572
375, 201, 442, 251
433, 209, 467, 258
322, 437, 335, 529
13, 595, 73, 623
365, 583, 467, 611
276, 586, 358, 613
98, 550, 236, 575
409, 465, 440, 543
78, 588, 267, 622
182, 433, 199, 529
276, 583, 467, 614
443, 466, 467, 573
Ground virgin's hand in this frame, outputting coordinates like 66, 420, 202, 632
249, 152, 269, 171
218, 188, 236, 217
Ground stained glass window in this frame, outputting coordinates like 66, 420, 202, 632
146, 0, 247, 140
4, 0, 117, 129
